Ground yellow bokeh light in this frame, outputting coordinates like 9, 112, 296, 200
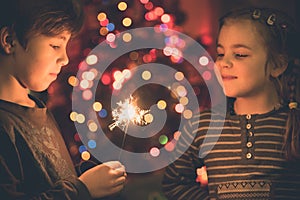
144, 113, 153, 123
118, 2, 127, 11
179, 96, 189, 105
68, 76, 79, 87
157, 100, 167, 110
113, 70, 123, 81
122, 69, 131, 79
70, 111, 78, 121
161, 14, 171, 23
88, 122, 98, 132
183, 109, 193, 119
113, 81, 122, 90
123, 32, 132, 42
76, 114, 85, 123
176, 85, 187, 97
142, 70, 151, 80
97, 12, 107, 21
81, 151, 91, 161
174, 71, 184, 81
93, 102, 102, 111
122, 17, 132, 27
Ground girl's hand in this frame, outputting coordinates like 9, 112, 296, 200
79, 161, 126, 198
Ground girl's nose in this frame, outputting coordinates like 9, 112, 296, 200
216, 56, 233, 69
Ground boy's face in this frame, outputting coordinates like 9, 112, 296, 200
13, 31, 71, 92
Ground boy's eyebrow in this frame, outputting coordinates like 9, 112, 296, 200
217, 43, 252, 50
58, 36, 67, 41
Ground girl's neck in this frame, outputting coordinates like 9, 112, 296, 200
233, 96, 281, 115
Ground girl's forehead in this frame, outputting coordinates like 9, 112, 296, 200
218, 19, 266, 49
220, 19, 262, 38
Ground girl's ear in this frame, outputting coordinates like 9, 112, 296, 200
270, 55, 288, 78
0, 27, 16, 54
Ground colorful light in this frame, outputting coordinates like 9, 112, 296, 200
118, 2, 127, 11
157, 100, 167, 110
97, 12, 107, 21
149, 147, 160, 157
142, 70, 151, 80
122, 17, 132, 27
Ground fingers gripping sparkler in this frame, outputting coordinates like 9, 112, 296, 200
108, 95, 150, 160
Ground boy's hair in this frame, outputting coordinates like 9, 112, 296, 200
0, 0, 84, 51
219, 7, 300, 161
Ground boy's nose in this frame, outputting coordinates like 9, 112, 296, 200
59, 51, 69, 67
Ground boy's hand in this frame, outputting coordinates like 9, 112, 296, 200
79, 161, 126, 198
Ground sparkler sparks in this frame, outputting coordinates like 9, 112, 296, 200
108, 95, 150, 132
108, 95, 151, 160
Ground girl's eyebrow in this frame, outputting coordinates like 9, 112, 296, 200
217, 43, 252, 50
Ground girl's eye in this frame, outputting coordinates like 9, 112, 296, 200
235, 53, 248, 58
216, 53, 224, 57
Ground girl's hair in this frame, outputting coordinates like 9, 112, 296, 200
0, 0, 84, 49
219, 7, 300, 161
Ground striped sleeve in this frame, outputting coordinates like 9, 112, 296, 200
162, 111, 210, 200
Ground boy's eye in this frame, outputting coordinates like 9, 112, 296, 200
50, 44, 60, 49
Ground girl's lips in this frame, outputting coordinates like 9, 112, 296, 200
222, 75, 237, 81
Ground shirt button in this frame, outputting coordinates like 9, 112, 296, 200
246, 153, 252, 159
246, 142, 253, 148
249, 131, 253, 136
246, 114, 251, 120
246, 124, 252, 129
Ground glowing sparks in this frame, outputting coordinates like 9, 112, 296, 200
108, 96, 150, 132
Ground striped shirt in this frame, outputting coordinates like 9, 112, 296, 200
162, 106, 300, 200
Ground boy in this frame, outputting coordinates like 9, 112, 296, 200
0, 0, 126, 199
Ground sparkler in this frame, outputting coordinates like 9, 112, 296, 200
108, 95, 150, 159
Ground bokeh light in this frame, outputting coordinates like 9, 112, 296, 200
157, 100, 167, 110
118, 2, 127, 11
142, 70, 152, 80
122, 17, 132, 27
97, 12, 107, 21
86, 54, 98, 65
81, 151, 91, 161
149, 147, 160, 157
159, 135, 168, 145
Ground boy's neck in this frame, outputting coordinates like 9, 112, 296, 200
0, 73, 36, 107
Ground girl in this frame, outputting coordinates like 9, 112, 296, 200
162, 7, 300, 200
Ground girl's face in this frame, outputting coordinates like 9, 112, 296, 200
13, 31, 71, 92
215, 20, 275, 99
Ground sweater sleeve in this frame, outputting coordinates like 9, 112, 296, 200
161, 118, 209, 200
